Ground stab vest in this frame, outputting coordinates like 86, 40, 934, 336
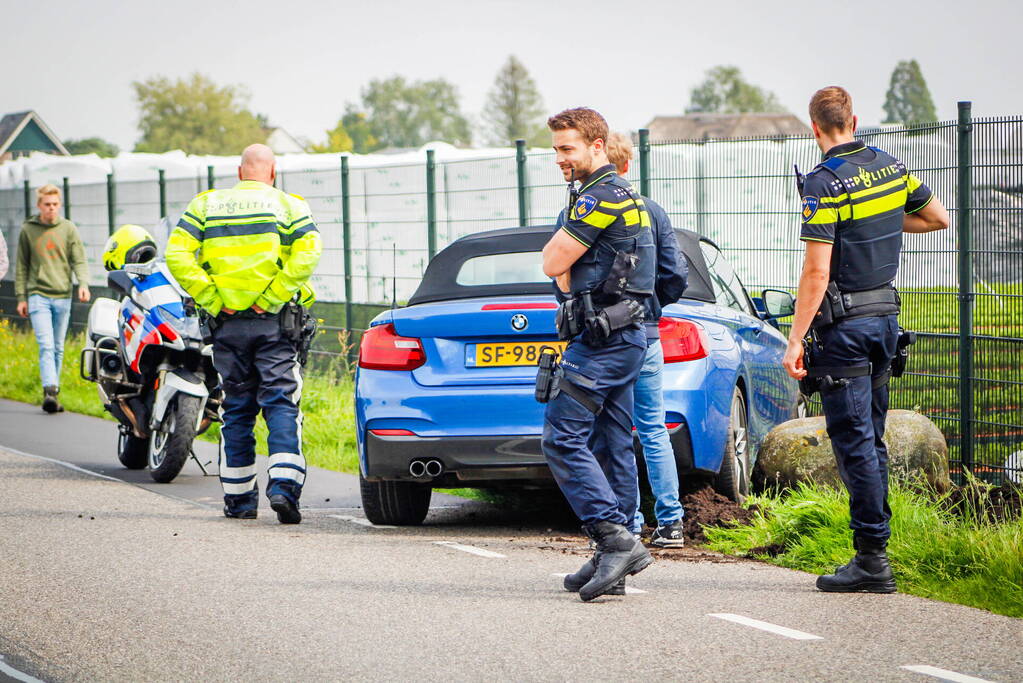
569, 175, 655, 306
816, 147, 908, 292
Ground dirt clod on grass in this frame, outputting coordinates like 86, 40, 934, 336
680, 486, 757, 545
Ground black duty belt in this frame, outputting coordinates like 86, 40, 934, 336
812, 282, 900, 329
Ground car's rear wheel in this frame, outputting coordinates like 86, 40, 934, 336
360, 473, 432, 525
714, 386, 750, 502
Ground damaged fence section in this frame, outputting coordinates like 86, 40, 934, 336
1, 103, 1020, 483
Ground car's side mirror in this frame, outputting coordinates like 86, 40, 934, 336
761, 289, 795, 318
107, 270, 134, 297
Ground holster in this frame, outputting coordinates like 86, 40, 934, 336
199, 310, 218, 344
280, 300, 317, 366
891, 328, 916, 378
555, 298, 583, 341
534, 349, 559, 403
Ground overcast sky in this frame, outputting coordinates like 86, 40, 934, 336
2, 0, 1018, 151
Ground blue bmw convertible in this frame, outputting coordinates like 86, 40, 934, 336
355, 225, 800, 525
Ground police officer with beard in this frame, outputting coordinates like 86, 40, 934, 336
541, 108, 655, 601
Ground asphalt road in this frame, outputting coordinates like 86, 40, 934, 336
0, 398, 1021, 682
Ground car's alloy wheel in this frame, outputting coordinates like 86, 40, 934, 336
714, 386, 750, 502
360, 473, 432, 526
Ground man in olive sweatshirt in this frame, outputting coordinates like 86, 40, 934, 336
15, 184, 90, 413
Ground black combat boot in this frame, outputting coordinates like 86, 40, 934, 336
816, 537, 897, 593
578, 521, 652, 602
563, 554, 625, 595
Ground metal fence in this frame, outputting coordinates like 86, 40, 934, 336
1, 102, 1020, 482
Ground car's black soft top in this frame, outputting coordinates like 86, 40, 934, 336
407, 224, 716, 306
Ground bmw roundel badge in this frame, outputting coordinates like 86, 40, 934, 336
510, 314, 528, 331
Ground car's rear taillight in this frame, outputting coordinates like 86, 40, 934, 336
358, 323, 426, 371
659, 317, 709, 363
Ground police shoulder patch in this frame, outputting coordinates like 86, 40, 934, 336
572, 194, 598, 220
801, 195, 819, 222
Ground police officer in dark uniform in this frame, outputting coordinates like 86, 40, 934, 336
541, 108, 655, 601
783, 87, 949, 592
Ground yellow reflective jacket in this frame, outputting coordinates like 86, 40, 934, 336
165, 180, 322, 316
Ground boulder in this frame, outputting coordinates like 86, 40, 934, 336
755, 409, 951, 492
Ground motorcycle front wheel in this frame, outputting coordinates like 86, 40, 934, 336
148, 395, 202, 483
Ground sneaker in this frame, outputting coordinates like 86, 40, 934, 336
42, 386, 60, 414
269, 494, 302, 524
651, 520, 685, 548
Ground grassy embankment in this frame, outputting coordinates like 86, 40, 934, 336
705, 480, 1023, 619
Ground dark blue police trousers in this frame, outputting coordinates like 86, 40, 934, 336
542, 327, 646, 527
212, 314, 305, 513
816, 314, 899, 544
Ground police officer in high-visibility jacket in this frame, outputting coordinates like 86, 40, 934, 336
783, 87, 949, 592
166, 144, 322, 524
542, 108, 655, 601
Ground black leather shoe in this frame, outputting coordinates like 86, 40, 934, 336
223, 506, 257, 519
578, 521, 651, 602
269, 494, 302, 524
816, 539, 896, 593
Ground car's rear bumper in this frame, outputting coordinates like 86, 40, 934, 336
363, 431, 552, 485
363, 422, 704, 485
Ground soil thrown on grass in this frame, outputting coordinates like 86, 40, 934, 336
539, 486, 758, 563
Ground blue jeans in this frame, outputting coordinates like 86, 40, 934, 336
632, 340, 683, 531
28, 294, 72, 388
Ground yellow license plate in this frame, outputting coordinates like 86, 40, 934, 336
475, 341, 566, 367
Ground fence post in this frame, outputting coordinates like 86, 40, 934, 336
426, 149, 437, 261
341, 155, 354, 361
957, 101, 975, 475
207, 165, 215, 191
639, 128, 651, 198
515, 139, 528, 226
63, 177, 70, 220
158, 169, 167, 218
23, 180, 30, 218
106, 173, 116, 236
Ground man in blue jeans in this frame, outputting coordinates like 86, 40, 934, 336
605, 133, 689, 546
15, 184, 90, 413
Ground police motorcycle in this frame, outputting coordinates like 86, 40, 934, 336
80, 222, 221, 483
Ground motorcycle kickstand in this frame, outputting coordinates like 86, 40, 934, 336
190, 448, 215, 477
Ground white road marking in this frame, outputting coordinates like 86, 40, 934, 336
0, 655, 47, 683
433, 541, 506, 558
901, 665, 994, 682
328, 514, 396, 529
708, 613, 823, 640
550, 573, 647, 594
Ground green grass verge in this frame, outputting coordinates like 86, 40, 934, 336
705, 480, 1023, 619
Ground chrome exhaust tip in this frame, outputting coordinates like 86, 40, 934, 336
409, 460, 427, 478
424, 459, 443, 477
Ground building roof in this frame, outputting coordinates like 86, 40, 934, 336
0, 111, 69, 158
645, 113, 811, 142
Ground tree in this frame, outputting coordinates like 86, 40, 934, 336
882, 60, 938, 128
132, 73, 267, 155
686, 66, 786, 114
308, 118, 354, 153
64, 137, 119, 157
482, 55, 547, 147
340, 107, 380, 154
354, 76, 471, 149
